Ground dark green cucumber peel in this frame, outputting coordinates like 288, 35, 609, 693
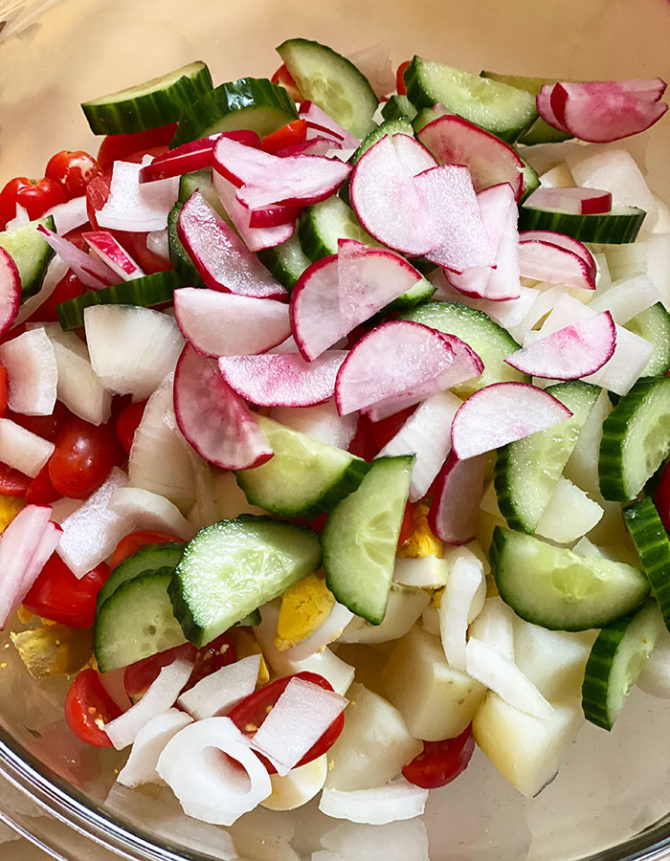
95, 542, 185, 611
381, 95, 418, 123
518, 205, 646, 244
350, 118, 415, 165
624, 498, 670, 631
257, 235, 312, 291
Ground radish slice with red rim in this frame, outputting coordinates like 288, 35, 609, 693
218, 351, 346, 408
536, 87, 570, 134
335, 321, 483, 419
173, 344, 272, 470
417, 114, 525, 200
518, 239, 596, 291
0, 248, 21, 337
211, 173, 295, 252
429, 451, 486, 545
177, 191, 286, 299
83, 230, 144, 281
519, 230, 596, 280
275, 137, 343, 158
138, 131, 260, 183
299, 101, 361, 149
173, 288, 291, 358
523, 186, 613, 215
37, 225, 117, 288
505, 310, 617, 379
450, 382, 573, 460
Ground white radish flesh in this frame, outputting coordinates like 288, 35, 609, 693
0, 249, 21, 337
0, 328, 57, 416
587, 274, 659, 324
212, 172, 295, 252
523, 186, 612, 215
518, 239, 595, 290
429, 452, 486, 545
177, 655, 261, 720
83, 230, 144, 280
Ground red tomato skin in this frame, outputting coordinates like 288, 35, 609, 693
123, 642, 199, 700
188, 633, 237, 688
30, 269, 87, 323
48, 416, 121, 499
397, 500, 414, 548
115, 399, 147, 455
0, 176, 67, 229
654, 461, 670, 532
96, 125, 177, 170
25, 463, 60, 504
396, 61, 411, 96
109, 530, 184, 570
402, 726, 475, 789
228, 671, 344, 774
271, 64, 302, 101
23, 554, 109, 628
260, 119, 308, 154
8, 400, 72, 443
45, 151, 103, 200
64, 668, 122, 747
0, 463, 31, 497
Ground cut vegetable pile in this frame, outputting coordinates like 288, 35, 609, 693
0, 37, 669, 834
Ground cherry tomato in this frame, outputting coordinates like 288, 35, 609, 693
188, 632, 237, 688
96, 124, 178, 171
115, 399, 147, 455
123, 642, 198, 700
228, 671, 344, 774
29, 269, 87, 323
397, 500, 414, 548
85, 172, 111, 229
347, 414, 378, 461
48, 416, 121, 499
0, 176, 68, 229
654, 461, 670, 532
271, 64, 302, 101
396, 60, 411, 96
369, 405, 417, 450
23, 553, 109, 628
402, 726, 475, 789
0, 463, 31, 497
0, 365, 8, 418
64, 668, 122, 747
45, 150, 103, 200
260, 119, 308, 154
25, 463, 60, 504
8, 400, 72, 443
109, 529, 184, 571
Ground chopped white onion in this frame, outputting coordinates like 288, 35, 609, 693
438, 553, 486, 671
45, 196, 89, 235
468, 597, 516, 661
0, 418, 54, 477
393, 555, 449, 588
108, 486, 195, 541
177, 654, 261, 720
339, 586, 431, 646
97, 159, 179, 232
0, 328, 57, 416
318, 778, 429, 825
146, 228, 171, 262
5, 204, 30, 230
105, 657, 194, 750
117, 708, 193, 788
588, 274, 659, 324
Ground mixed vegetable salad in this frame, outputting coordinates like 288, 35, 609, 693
0, 37, 669, 833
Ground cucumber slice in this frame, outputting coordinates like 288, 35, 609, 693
495, 381, 600, 534
404, 57, 537, 142
82, 61, 213, 135
518, 204, 646, 244
257, 234, 311, 291
624, 497, 670, 630
0, 215, 55, 301
490, 527, 650, 631
351, 118, 415, 165
411, 106, 443, 135
276, 38, 378, 138
582, 599, 663, 730
381, 95, 418, 123
599, 376, 670, 501
178, 170, 227, 219
480, 71, 573, 145
298, 196, 378, 262
169, 515, 321, 647
322, 455, 414, 625
95, 542, 184, 611
94, 568, 187, 672
56, 270, 181, 331
625, 303, 670, 377
518, 152, 540, 202
400, 301, 528, 396
172, 78, 298, 147
235, 416, 372, 519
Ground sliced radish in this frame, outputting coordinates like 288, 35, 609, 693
138, 138, 217, 183
37, 225, 116, 289
299, 101, 361, 149
429, 452, 486, 545
96, 159, 179, 232
290, 242, 426, 361
0, 249, 21, 337
536, 87, 569, 134
211, 172, 295, 252
275, 137, 342, 157
57, 467, 134, 577
523, 186, 612, 215
450, 382, 572, 460
0, 504, 61, 629
0, 419, 54, 478
156, 716, 272, 826
518, 239, 596, 291
177, 191, 286, 300
519, 230, 596, 282
177, 655, 261, 720
417, 114, 525, 200
173, 288, 291, 357
565, 147, 657, 220
105, 658, 194, 750
108, 487, 195, 540
270, 402, 358, 451
319, 778, 428, 825
117, 708, 193, 789
438, 552, 486, 671
545, 79, 668, 143
376, 390, 462, 502
335, 321, 482, 419
0, 327, 57, 416
218, 351, 346, 408
173, 344, 272, 470
506, 311, 616, 379
250, 677, 347, 776
82, 231, 144, 281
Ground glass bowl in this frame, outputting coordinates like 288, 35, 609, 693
0, 0, 669, 858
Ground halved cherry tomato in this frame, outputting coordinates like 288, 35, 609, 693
260, 119, 308, 154
347, 414, 378, 461
654, 461, 670, 532
228, 671, 344, 774
188, 632, 238, 688
109, 529, 184, 570
0, 463, 31, 497
45, 150, 103, 200
396, 60, 411, 96
0, 365, 8, 418
0, 176, 67, 230
271, 64, 302, 101
64, 668, 122, 747
369, 405, 417, 450
96, 124, 178, 171
402, 726, 475, 789
48, 416, 122, 499
23, 553, 109, 628
115, 399, 147, 455
8, 400, 72, 443
397, 500, 414, 548
25, 463, 60, 504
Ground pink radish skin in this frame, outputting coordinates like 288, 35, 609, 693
519, 230, 596, 281
518, 239, 595, 291
177, 191, 286, 299
523, 186, 612, 215
299, 101, 361, 149
37, 225, 117, 289
536, 88, 570, 134
173, 344, 273, 470
505, 310, 616, 380
544, 79, 668, 143
417, 114, 525, 200
138, 130, 260, 183
428, 452, 486, 545
335, 320, 483, 418
275, 137, 343, 158
173, 288, 291, 358
0, 249, 21, 337
82, 231, 144, 281
212, 173, 295, 252
218, 351, 347, 408
450, 382, 573, 460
